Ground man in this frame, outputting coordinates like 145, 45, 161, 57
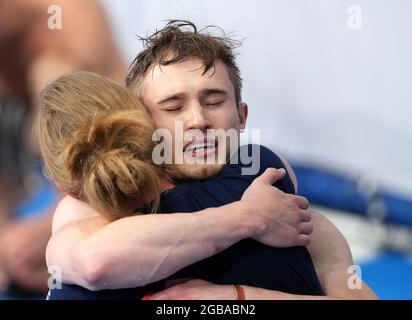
46, 20, 377, 299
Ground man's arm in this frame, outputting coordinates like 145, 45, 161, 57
0, 0, 126, 99
46, 168, 314, 291
27, 0, 126, 99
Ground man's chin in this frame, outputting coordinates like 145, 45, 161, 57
170, 163, 225, 182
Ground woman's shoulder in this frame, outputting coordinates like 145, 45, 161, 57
52, 196, 107, 233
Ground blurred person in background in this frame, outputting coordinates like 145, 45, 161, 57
0, 0, 126, 294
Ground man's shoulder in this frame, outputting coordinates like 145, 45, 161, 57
236, 144, 295, 194
237, 144, 285, 171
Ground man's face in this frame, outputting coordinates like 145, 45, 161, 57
140, 58, 247, 181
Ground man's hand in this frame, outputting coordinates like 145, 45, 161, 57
149, 279, 236, 300
242, 168, 313, 247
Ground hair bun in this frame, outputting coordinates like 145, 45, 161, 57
63, 110, 160, 219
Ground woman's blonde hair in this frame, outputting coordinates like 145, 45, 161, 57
35, 71, 161, 220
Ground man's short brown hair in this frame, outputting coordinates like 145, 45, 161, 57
126, 20, 243, 105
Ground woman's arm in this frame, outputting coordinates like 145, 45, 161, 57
305, 212, 378, 299
47, 199, 255, 291
242, 212, 378, 299
46, 168, 313, 290
148, 213, 379, 300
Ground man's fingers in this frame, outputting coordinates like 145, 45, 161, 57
295, 196, 310, 209
295, 234, 311, 247
299, 222, 314, 235
255, 168, 286, 185
300, 209, 312, 222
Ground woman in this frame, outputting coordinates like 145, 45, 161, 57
36, 71, 165, 221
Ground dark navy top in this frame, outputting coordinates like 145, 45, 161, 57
48, 144, 323, 299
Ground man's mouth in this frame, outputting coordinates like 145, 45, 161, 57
183, 138, 217, 158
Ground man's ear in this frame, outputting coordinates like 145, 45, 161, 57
238, 102, 248, 132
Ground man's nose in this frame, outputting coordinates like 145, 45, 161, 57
185, 104, 210, 130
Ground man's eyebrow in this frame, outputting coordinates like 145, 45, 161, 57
201, 88, 228, 97
157, 93, 187, 105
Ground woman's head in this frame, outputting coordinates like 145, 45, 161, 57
35, 71, 161, 220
